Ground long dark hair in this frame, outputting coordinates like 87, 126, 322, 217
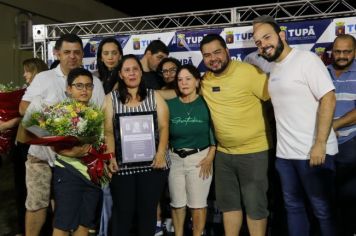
96, 37, 123, 93
117, 54, 147, 104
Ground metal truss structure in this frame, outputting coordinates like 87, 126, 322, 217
33, 0, 356, 61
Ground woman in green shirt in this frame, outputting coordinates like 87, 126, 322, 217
167, 64, 216, 236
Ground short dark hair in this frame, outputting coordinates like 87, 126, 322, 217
67, 67, 93, 85
55, 34, 83, 50
200, 34, 227, 52
257, 21, 281, 34
144, 40, 169, 55
117, 54, 147, 104
253, 15, 277, 25
175, 64, 201, 96
333, 34, 356, 49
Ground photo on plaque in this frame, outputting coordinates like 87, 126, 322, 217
118, 113, 156, 164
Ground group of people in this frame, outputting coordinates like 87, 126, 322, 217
1, 14, 355, 236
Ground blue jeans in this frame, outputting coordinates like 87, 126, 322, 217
335, 137, 356, 235
98, 186, 112, 236
275, 156, 336, 236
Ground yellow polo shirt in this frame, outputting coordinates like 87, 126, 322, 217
201, 60, 270, 154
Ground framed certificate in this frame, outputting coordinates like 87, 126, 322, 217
114, 111, 158, 165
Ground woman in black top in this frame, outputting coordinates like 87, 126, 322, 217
104, 54, 169, 236
96, 37, 123, 94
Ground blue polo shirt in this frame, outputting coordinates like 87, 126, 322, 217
327, 60, 356, 144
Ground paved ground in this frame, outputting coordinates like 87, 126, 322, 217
0, 154, 289, 236
0, 155, 18, 236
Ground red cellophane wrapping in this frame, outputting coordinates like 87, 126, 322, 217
27, 135, 81, 150
0, 88, 26, 154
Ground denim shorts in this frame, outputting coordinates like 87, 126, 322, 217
214, 150, 269, 219
53, 166, 102, 231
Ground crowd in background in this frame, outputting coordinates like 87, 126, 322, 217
0, 14, 355, 236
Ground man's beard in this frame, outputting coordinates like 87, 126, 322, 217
332, 58, 354, 70
261, 37, 284, 62
207, 57, 230, 74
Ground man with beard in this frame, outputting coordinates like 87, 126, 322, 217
199, 34, 271, 236
244, 15, 275, 74
253, 20, 338, 236
327, 34, 356, 236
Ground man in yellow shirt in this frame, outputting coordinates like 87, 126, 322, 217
200, 34, 270, 236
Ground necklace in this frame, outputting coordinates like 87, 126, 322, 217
179, 95, 198, 117
183, 103, 194, 117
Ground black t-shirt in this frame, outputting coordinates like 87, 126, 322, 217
142, 71, 165, 90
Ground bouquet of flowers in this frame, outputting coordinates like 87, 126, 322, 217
0, 82, 26, 154
23, 99, 111, 186
23, 99, 104, 147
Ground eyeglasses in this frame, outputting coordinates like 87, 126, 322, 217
333, 49, 353, 55
162, 67, 177, 74
70, 83, 94, 90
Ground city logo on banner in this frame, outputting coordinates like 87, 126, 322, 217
89, 41, 98, 54
334, 21, 356, 35
224, 29, 253, 45
314, 47, 330, 64
280, 25, 317, 41
335, 22, 346, 35
225, 31, 234, 44
231, 32, 253, 43
132, 38, 160, 50
173, 29, 222, 51
313, 43, 333, 65
124, 32, 175, 55
221, 26, 255, 49
332, 17, 356, 38
176, 33, 204, 49
133, 38, 142, 50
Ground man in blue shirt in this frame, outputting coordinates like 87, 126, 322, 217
327, 34, 356, 236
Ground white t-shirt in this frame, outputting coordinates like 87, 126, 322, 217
22, 65, 105, 166
268, 48, 338, 160
244, 50, 274, 74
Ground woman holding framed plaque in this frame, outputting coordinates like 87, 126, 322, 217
104, 54, 169, 236
166, 64, 216, 236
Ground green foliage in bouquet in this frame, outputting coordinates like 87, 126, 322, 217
24, 99, 104, 147
0, 82, 22, 92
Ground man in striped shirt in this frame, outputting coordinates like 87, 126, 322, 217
327, 34, 356, 236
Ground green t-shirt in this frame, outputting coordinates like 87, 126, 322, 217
55, 155, 90, 180
167, 96, 215, 149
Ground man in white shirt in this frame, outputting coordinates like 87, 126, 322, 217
19, 34, 105, 236
244, 15, 275, 74
253, 19, 338, 236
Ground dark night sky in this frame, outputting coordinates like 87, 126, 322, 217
100, 0, 289, 17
